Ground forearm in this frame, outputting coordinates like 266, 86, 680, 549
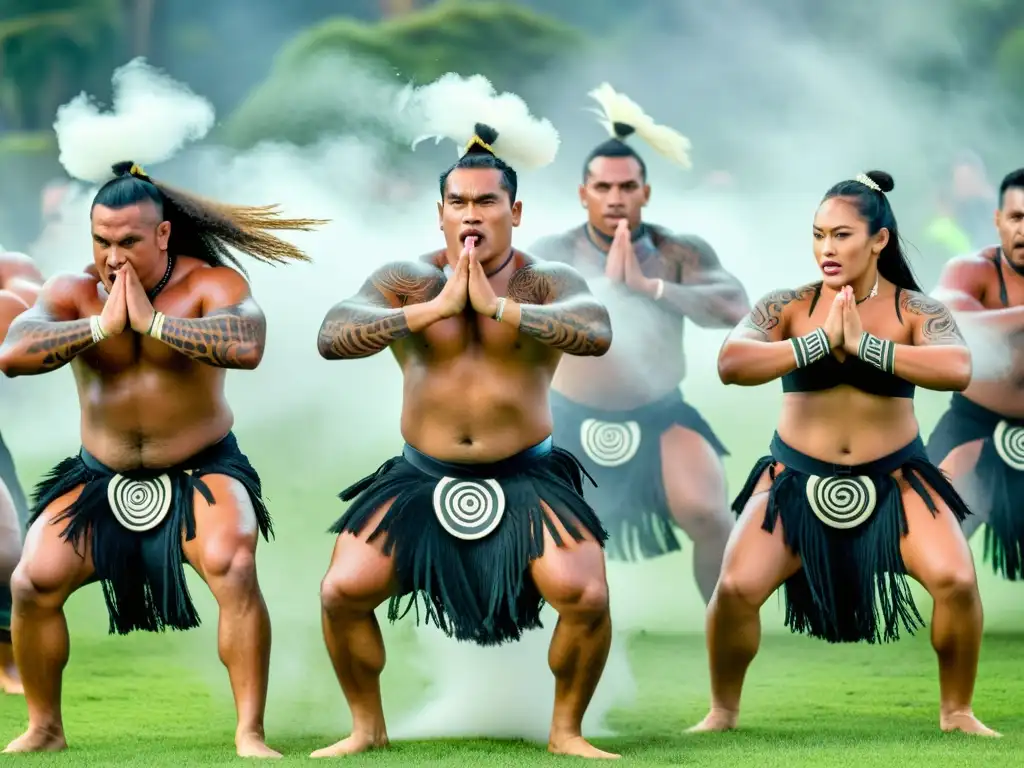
0, 317, 96, 376
152, 311, 267, 369
503, 298, 612, 356
953, 306, 1024, 333
653, 280, 750, 327
717, 337, 803, 386
317, 301, 439, 360
857, 333, 972, 391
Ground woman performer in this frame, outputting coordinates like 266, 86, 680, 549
690, 170, 996, 736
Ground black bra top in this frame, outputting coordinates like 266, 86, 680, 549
780, 283, 916, 398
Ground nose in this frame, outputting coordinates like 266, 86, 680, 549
462, 208, 481, 225
821, 237, 837, 257
106, 247, 125, 270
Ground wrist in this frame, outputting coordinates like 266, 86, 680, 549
404, 300, 443, 332
790, 327, 830, 368
90, 315, 109, 344
857, 331, 896, 373
647, 278, 665, 300
146, 311, 166, 340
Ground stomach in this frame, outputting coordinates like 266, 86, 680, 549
776, 387, 920, 464
75, 365, 233, 470
399, 355, 558, 463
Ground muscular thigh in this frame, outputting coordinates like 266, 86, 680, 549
937, 439, 987, 518
898, 476, 975, 587
717, 465, 801, 605
660, 425, 729, 530
528, 500, 607, 611
17, 485, 95, 598
323, 498, 399, 609
0, 480, 21, 571
181, 473, 261, 582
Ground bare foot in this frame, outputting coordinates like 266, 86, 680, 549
310, 733, 389, 758
548, 734, 620, 759
236, 731, 282, 758
3, 726, 67, 753
687, 707, 738, 733
941, 711, 1001, 737
0, 666, 23, 695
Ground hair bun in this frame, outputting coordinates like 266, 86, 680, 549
864, 170, 894, 194
111, 161, 135, 177
473, 123, 499, 146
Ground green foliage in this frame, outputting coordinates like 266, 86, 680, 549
218, 0, 585, 150
995, 27, 1024, 103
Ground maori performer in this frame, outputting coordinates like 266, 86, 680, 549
689, 171, 996, 736
531, 84, 749, 600
0, 248, 43, 694
314, 74, 617, 759
929, 168, 1024, 580
0, 87, 325, 753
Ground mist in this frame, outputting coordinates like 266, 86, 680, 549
3, 0, 1023, 747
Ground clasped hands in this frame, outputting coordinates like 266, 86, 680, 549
823, 285, 865, 354
604, 218, 660, 298
431, 236, 505, 320
97, 263, 159, 338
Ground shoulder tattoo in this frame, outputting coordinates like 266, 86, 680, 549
901, 292, 964, 345
371, 262, 443, 306
741, 285, 816, 340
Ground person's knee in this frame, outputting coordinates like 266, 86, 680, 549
713, 570, 766, 612
929, 566, 979, 608
320, 562, 388, 618
9, 560, 67, 613
550, 573, 609, 625
199, 532, 259, 598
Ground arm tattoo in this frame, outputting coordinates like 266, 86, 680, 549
902, 292, 966, 346
3, 317, 95, 373
740, 287, 813, 341
317, 262, 443, 359
157, 303, 266, 368
507, 264, 612, 356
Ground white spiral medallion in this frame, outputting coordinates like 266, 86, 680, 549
432, 477, 506, 541
579, 418, 642, 468
107, 473, 173, 532
993, 421, 1024, 471
805, 474, 877, 530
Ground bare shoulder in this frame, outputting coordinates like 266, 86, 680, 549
648, 224, 719, 267
0, 251, 43, 284
935, 248, 995, 293
527, 228, 581, 263
899, 289, 955, 318
31, 269, 96, 319
507, 256, 589, 303
182, 260, 253, 303
736, 282, 819, 339
367, 258, 445, 306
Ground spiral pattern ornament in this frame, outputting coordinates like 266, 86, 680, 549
993, 421, 1024, 471
805, 474, 877, 530
579, 418, 642, 468
106, 473, 173, 532
432, 477, 506, 541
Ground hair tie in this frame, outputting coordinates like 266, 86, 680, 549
855, 173, 881, 193
129, 163, 147, 178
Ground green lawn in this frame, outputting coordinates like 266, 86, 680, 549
1, 388, 1022, 766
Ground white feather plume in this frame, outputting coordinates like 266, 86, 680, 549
400, 73, 559, 170
587, 82, 692, 169
54, 57, 215, 185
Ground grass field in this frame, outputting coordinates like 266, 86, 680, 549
1, 386, 1024, 766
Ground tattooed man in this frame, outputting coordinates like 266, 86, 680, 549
531, 85, 749, 599
0, 161, 324, 757
929, 167, 1024, 582
314, 122, 617, 760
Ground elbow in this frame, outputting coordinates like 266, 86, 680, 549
590, 313, 613, 356
716, 343, 742, 385
316, 328, 340, 360
0, 346, 22, 378
949, 348, 973, 391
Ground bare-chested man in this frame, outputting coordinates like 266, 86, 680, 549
314, 118, 618, 760
929, 167, 1024, 580
0, 162, 323, 756
0, 248, 44, 694
531, 84, 749, 601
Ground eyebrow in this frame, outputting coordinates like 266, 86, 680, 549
446, 192, 501, 202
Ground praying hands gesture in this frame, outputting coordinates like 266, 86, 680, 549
840, 285, 865, 355
605, 219, 659, 298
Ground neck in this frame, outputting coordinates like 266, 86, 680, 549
1001, 247, 1024, 278
146, 253, 175, 299
847, 270, 879, 303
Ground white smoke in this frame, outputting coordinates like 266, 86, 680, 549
54, 57, 215, 184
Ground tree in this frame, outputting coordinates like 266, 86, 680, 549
218, 0, 585, 150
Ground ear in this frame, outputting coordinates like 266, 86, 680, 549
873, 226, 890, 255
511, 200, 523, 227
642, 183, 652, 207
156, 220, 171, 251
994, 207, 1002, 230
578, 183, 587, 209
436, 200, 443, 229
